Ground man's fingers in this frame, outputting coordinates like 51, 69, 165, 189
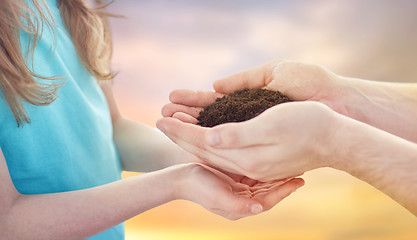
205, 115, 277, 149
172, 112, 198, 124
162, 108, 279, 149
157, 117, 208, 149
157, 116, 278, 178
156, 117, 245, 174
169, 89, 224, 107
161, 103, 202, 118
167, 134, 244, 175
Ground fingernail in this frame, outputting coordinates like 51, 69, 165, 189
251, 204, 263, 214
206, 131, 220, 146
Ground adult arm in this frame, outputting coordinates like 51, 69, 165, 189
164, 60, 417, 142
214, 60, 417, 142
158, 101, 417, 216
332, 109, 417, 215
335, 77, 417, 143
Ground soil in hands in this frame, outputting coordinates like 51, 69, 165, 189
197, 88, 293, 127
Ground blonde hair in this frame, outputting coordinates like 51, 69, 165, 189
0, 0, 115, 126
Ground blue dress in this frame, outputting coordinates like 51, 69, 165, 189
0, 0, 124, 239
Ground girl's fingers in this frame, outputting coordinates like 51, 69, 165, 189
241, 177, 258, 187
169, 89, 224, 107
212, 192, 264, 220
254, 177, 305, 211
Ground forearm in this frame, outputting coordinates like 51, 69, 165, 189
100, 80, 196, 172
113, 117, 198, 172
331, 114, 417, 215
339, 77, 417, 142
2, 165, 182, 240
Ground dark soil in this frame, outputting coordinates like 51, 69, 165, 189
197, 88, 292, 127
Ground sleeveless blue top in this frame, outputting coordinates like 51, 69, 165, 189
0, 0, 124, 239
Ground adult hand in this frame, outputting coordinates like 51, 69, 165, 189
163, 60, 417, 142
158, 101, 337, 181
178, 163, 304, 220
159, 59, 417, 216
161, 60, 346, 123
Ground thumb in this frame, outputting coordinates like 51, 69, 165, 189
213, 62, 273, 94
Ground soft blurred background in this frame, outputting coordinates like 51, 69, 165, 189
106, 0, 417, 239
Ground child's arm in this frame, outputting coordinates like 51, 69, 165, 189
0, 148, 178, 239
100, 80, 197, 172
1, 147, 299, 239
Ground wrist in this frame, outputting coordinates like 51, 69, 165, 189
324, 114, 353, 171
169, 163, 199, 201
305, 102, 347, 170
145, 164, 194, 203
324, 75, 359, 118
326, 113, 391, 175
337, 76, 373, 120
336, 77, 417, 142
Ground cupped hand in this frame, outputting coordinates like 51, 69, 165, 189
161, 60, 348, 123
213, 60, 341, 102
158, 101, 338, 181
178, 163, 304, 220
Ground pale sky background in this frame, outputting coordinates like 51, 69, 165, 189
108, 0, 417, 125
106, 1, 417, 239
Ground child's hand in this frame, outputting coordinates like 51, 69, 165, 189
176, 163, 304, 220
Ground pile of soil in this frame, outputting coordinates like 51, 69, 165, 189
197, 88, 292, 127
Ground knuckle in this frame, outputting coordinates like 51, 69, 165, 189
213, 124, 240, 146
271, 59, 294, 74
272, 60, 330, 83
307, 101, 333, 116
224, 131, 240, 146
